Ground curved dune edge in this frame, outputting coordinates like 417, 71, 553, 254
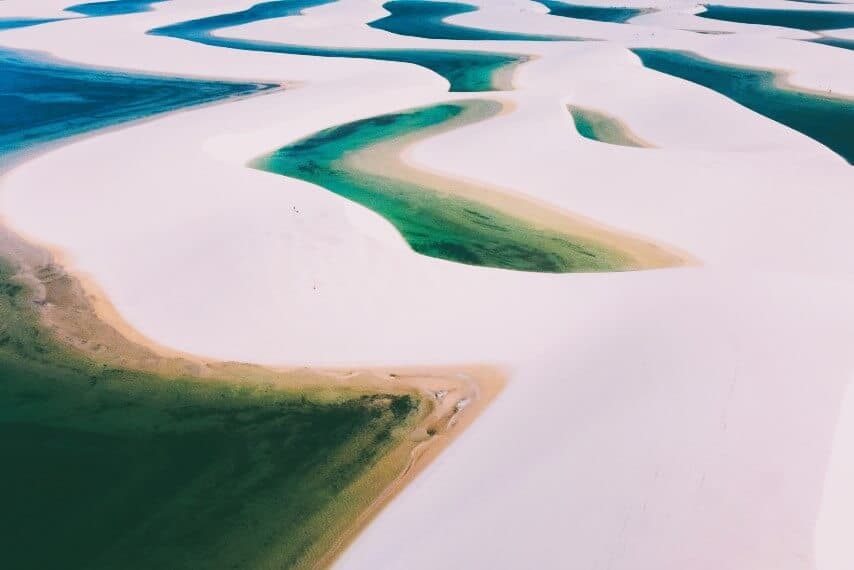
774, 68, 854, 102
314, 363, 505, 568
0, 221, 504, 568
350, 97, 694, 271
494, 53, 532, 91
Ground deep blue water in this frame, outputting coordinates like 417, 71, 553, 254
65, 0, 168, 17
814, 36, 854, 51
697, 5, 854, 31
0, 1, 165, 29
0, 18, 64, 30
536, 0, 646, 23
634, 48, 854, 163
150, 0, 528, 92
369, 0, 571, 41
149, 0, 337, 39
0, 48, 273, 161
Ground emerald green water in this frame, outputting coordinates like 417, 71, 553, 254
252, 101, 626, 272
0, 260, 419, 569
634, 48, 854, 164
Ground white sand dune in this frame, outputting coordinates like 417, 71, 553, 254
1, 0, 854, 568
0, 0, 82, 20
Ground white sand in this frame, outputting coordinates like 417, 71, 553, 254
2, 0, 854, 568
0, 0, 81, 20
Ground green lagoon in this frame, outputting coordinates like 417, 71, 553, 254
0, 259, 422, 569
252, 100, 628, 273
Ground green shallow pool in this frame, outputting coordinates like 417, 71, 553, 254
569, 106, 648, 148
252, 100, 628, 273
0, 260, 420, 570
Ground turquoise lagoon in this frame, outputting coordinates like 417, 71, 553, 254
0, 48, 272, 161
66, 0, 169, 17
634, 48, 854, 163
815, 36, 854, 51
537, 0, 647, 23
252, 100, 628, 272
0, 18, 63, 30
697, 5, 854, 30
369, 0, 572, 41
150, 0, 531, 91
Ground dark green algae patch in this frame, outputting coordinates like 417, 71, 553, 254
252, 100, 629, 273
0, 259, 422, 569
